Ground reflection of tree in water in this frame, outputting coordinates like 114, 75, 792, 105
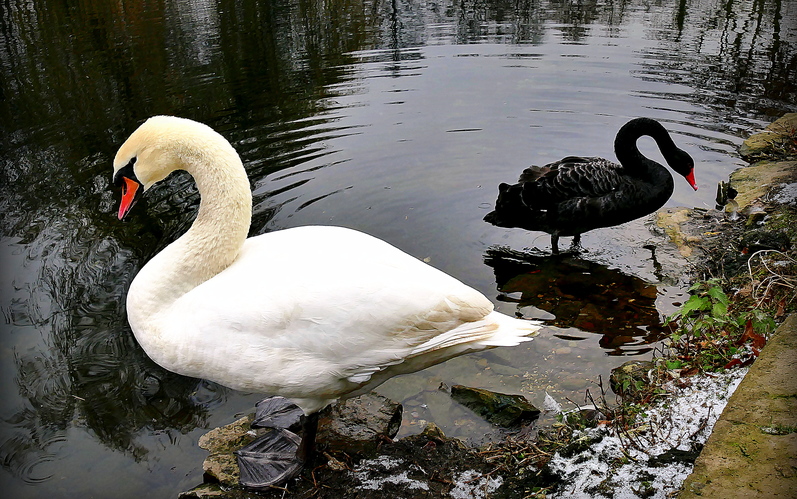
0, 205, 215, 481
0, 0, 388, 484
484, 248, 670, 355
636, 0, 796, 119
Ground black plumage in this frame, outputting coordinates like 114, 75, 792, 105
484, 118, 698, 253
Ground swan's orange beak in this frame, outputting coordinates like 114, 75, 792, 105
118, 177, 141, 220
685, 170, 698, 191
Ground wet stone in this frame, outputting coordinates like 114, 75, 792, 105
738, 112, 797, 161
560, 376, 588, 391
487, 362, 523, 376
317, 392, 403, 454
197, 415, 259, 487
449, 385, 540, 428
609, 360, 656, 401
183, 393, 403, 497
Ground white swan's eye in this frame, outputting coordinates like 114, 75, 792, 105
114, 157, 138, 188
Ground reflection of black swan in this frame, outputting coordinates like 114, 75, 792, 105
483, 247, 669, 355
484, 118, 698, 254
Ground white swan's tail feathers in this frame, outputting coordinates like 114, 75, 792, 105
409, 311, 541, 357
474, 311, 542, 347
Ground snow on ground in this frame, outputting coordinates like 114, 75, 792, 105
350, 455, 430, 491
349, 455, 503, 497
548, 368, 748, 498
449, 470, 503, 499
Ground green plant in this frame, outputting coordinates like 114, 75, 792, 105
666, 279, 776, 372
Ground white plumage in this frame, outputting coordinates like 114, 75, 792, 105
114, 116, 541, 415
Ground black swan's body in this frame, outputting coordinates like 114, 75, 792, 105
484, 118, 697, 253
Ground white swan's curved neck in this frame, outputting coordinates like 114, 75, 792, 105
128, 147, 253, 324
182, 150, 252, 278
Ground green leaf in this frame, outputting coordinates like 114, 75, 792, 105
681, 295, 710, 315
712, 301, 728, 318
707, 286, 729, 306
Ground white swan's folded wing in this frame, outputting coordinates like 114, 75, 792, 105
159, 227, 531, 410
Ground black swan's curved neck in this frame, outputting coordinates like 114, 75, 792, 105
614, 117, 679, 175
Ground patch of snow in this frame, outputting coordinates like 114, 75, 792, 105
449, 470, 503, 499
548, 368, 748, 498
350, 456, 430, 491
772, 183, 797, 205
543, 391, 562, 412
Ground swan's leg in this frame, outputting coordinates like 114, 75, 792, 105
235, 397, 317, 489
296, 412, 319, 462
551, 235, 560, 254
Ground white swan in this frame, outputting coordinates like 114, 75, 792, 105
113, 116, 541, 487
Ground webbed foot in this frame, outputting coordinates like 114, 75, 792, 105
235, 427, 303, 489
234, 396, 318, 490
252, 396, 304, 431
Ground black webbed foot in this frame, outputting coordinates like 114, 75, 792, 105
551, 234, 585, 255
235, 396, 318, 490
252, 396, 304, 431
235, 427, 303, 489
568, 234, 585, 254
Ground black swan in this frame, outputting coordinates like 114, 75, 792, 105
484, 117, 697, 253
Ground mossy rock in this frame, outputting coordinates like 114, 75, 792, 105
450, 385, 540, 427
729, 160, 797, 210
609, 360, 655, 401
739, 113, 797, 161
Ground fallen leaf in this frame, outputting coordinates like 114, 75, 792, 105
736, 319, 766, 349
776, 298, 786, 318
724, 358, 754, 369
681, 367, 700, 377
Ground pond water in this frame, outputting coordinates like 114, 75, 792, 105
1, 0, 795, 497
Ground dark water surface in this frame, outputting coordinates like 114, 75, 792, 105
1, 0, 795, 496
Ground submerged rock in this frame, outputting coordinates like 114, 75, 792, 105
609, 360, 656, 401
317, 392, 402, 454
449, 385, 540, 427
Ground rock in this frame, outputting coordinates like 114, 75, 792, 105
419, 421, 447, 440
609, 360, 655, 401
198, 415, 259, 487
729, 160, 797, 210
178, 483, 247, 499
198, 415, 257, 454
317, 392, 402, 454
449, 385, 540, 427
181, 414, 273, 498
203, 452, 241, 487
185, 392, 402, 496
655, 207, 698, 258
739, 228, 791, 253
772, 182, 797, 205
739, 112, 797, 161
648, 446, 702, 466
